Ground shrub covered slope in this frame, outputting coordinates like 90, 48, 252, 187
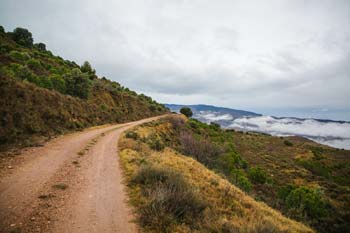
120, 115, 349, 233
0, 26, 167, 150
119, 116, 314, 233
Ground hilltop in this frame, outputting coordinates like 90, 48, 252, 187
0, 26, 168, 150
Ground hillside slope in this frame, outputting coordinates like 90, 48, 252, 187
118, 116, 313, 232
0, 26, 167, 150
120, 115, 350, 233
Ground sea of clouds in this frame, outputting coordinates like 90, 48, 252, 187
195, 112, 350, 150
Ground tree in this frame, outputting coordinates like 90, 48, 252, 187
80, 61, 93, 73
64, 68, 91, 99
80, 61, 97, 80
180, 107, 193, 118
12, 28, 33, 47
0, 25, 5, 34
34, 42, 46, 51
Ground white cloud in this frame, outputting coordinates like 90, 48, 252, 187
229, 115, 350, 149
195, 112, 234, 122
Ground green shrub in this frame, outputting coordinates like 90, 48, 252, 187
297, 159, 330, 178
25, 73, 41, 85
285, 186, 329, 218
147, 135, 165, 151
188, 118, 200, 129
311, 147, 325, 160
26, 58, 42, 70
284, 140, 293, 146
131, 165, 208, 231
14, 65, 34, 80
0, 44, 11, 54
278, 184, 295, 200
149, 105, 157, 111
237, 173, 252, 192
64, 68, 91, 99
34, 42, 46, 51
248, 166, 267, 184
38, 76, 53, 89
125, 131, 138, 140
180, 107, 193, 118
210, 122, 221, 130
9, 51, 31, 62
50, 74, 66, 93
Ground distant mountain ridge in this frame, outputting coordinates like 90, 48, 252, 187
165, 104, 261, 118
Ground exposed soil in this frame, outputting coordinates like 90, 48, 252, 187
0, 116, 164, 233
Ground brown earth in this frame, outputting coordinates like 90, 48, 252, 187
0, 116, 165, 233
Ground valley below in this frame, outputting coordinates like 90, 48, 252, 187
166, 104, 350, 150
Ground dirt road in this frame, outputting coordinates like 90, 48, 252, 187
0, 116, 163, 233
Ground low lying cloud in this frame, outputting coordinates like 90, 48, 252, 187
229, 116, 350, 149
195, 112, 234, 122
193, 110, 350, 149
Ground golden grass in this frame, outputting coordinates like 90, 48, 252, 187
119, 129, 314, 233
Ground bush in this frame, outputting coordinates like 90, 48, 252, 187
297, 159, 330, 178
210, 122, 221, 130
285, 186, 329, 218
125, 131, 138, 140
166, 116, 185, 131
26, 58, 42, 71
11, 27, 33, 47
147, 135, 165, 151
149, 105, 157, 111
38, 76, 53, 89
180, 107, 193, 118
50, 74, 66, 93
236, 173, 252, 192
64, 68, 91, 99
284, 140, 293, 146
132, 165, 208, 231
34, 42, 46, 51
278, 184, 295, 200
0, 25, 4, 34
13, 65, 34, 80
180, 131, 222, 166
248, 166, 267, 184
9, 51, 31, 62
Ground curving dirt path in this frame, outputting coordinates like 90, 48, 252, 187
0, 116, 164, 233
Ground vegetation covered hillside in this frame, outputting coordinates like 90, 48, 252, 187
0, 26, 167, 150
118, 116, 313, 232
120, 115, 350, 233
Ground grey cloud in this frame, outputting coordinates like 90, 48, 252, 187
0, 0, 349, 120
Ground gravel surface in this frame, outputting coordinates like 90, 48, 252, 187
0, 116, 164, 233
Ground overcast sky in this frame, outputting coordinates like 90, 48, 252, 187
1, 0, 349, 120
